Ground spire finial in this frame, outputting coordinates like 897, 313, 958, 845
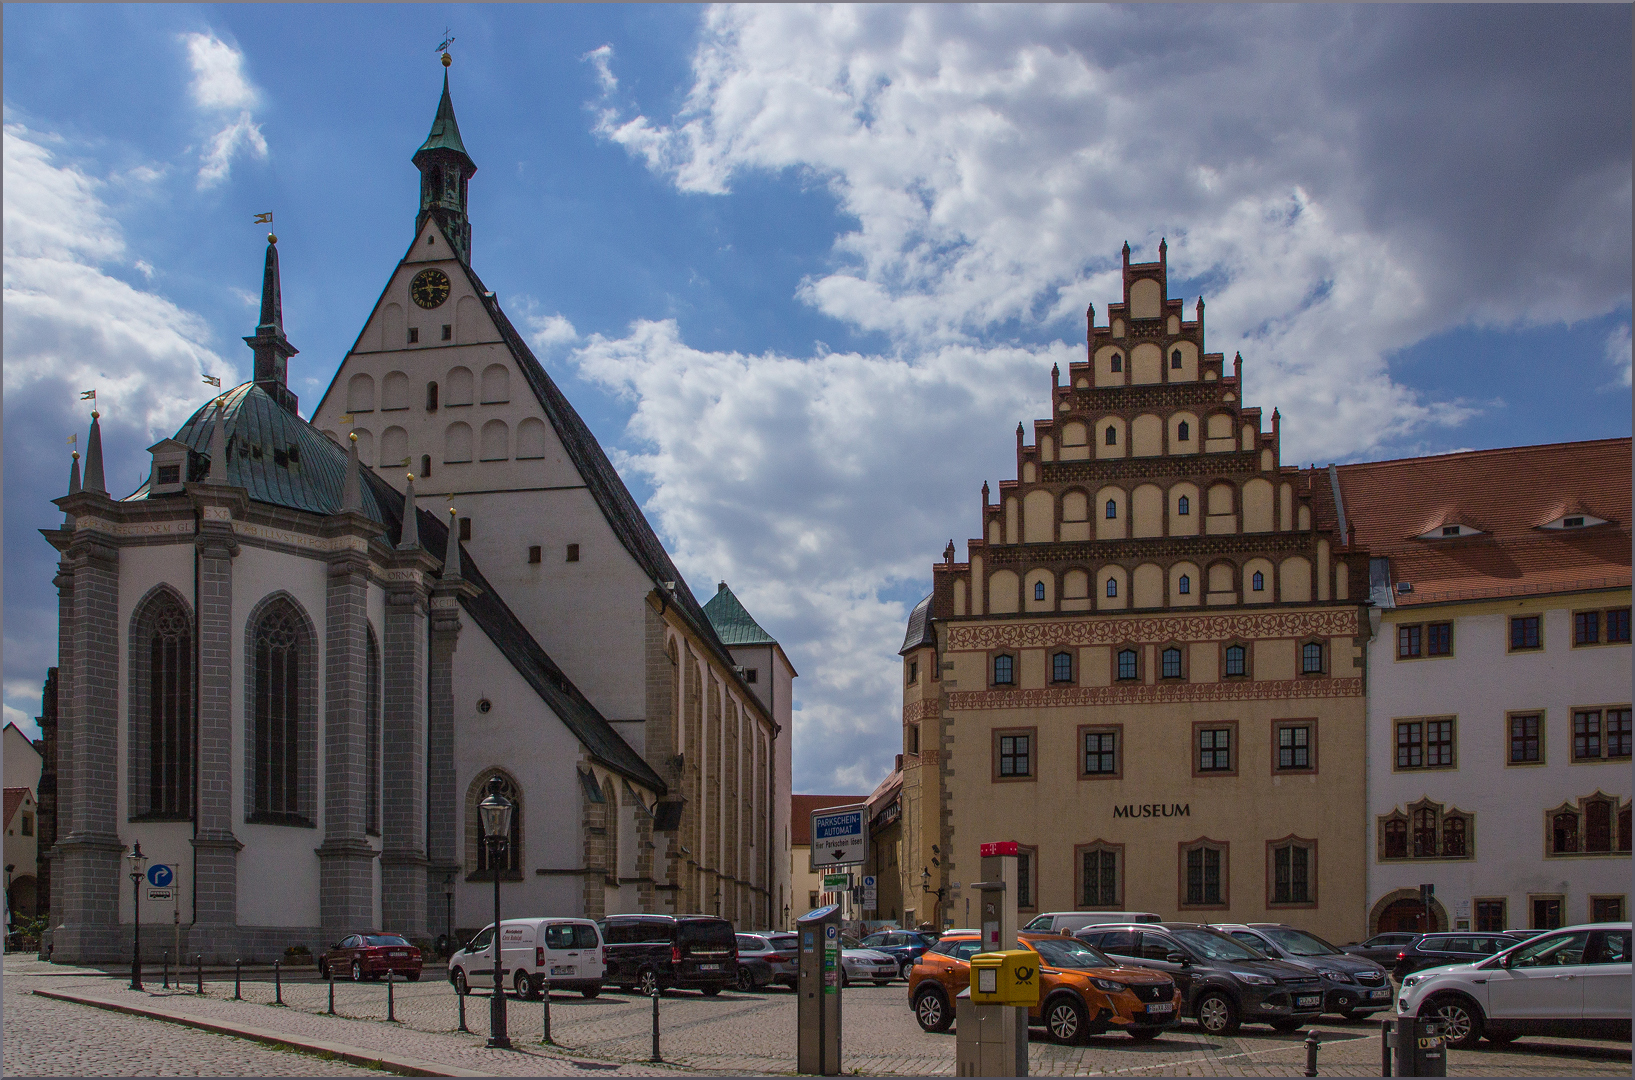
68, 449, 81, 496
342, 431, 362, 511
245, 234, 300, 413
443, 506, 464, 580
207, 396, 229, 486
398, 474, 421, 549
83, 410, 107, 496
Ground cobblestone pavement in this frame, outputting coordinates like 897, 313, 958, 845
6, 956, 1630, 1076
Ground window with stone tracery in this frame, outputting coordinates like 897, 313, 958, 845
132, 591, 193, 819
250, 600, 310, 823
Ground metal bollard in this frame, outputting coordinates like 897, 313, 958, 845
273, 959, 283, 1005
1381, 1019, 1393, 1076
457, 987, 469, 1033
541, 975, 552, 1045
1305, 1029, 1321, 1077
387, 967, 396, 1022
163, 951, 170, 990
196, 954, 204, 995
649, 984, 661, 1063
328, 966, 336, 1014
235, 959, 242, 1000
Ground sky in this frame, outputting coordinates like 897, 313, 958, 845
4, 4, 1630, 795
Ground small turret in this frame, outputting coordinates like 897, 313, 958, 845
207, 398, 229, 486
443, 507, 464, 580
414, 58, 478, 264
342, 432, 362, 511
83, 411, 106, 496
1051, 362, 1060, 389
244, 235, 300, 414
398, 474, 421, 549
68, 450, 81, 496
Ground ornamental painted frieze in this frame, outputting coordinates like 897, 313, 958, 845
903, 698, 938, 725
947, 675, 1363, 711
1041, 450, 1260, 484
946, 608, 1360, 650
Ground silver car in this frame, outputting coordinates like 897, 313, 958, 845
839, 935, 899, 986
736, 932, 798, 991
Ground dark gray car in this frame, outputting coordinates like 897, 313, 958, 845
1213, 923, 1393, 1019
1078, 923, 1325, 1035
735, 932, 797, 991
1341, 931, 1423, 967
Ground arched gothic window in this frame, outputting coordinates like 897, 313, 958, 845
249, 598, 313, 824
1105, 426, 1118, 446
1110, 354, 1122, 372
1252, 571, 1265, 592
366, 628, 381, 836
1171, 350, 1183, 369
1034, 581, 1046, 601
468, 770, 523, 878
1106, 578, 1119, 598
130, 588, 193, 819
1106, 499, 1118, 519
1177, 421, 1190, 442
1178, 574, 1191, 595
1177, 495, 1190, 515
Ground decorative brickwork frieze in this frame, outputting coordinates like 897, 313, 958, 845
981, 531, 1321, 566
948, 609, 1360, 650
1042, 450, 1261, 484
947, 676, 1363, 711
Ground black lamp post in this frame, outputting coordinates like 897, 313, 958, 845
443, 872, 455, 957
478, 777, 513, 1049
127, 842, 148, 990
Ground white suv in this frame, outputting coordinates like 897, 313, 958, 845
1398, 922, 1630, 1048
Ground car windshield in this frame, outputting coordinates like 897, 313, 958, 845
678, 920, 735, 948
1029, 937, 1114, 970
1171, 928, 1266, 961
364, 935, 410, 947
1508, 930, 1591, 968
1260, 927, 1341, 956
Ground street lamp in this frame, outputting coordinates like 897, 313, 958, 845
478, 776, 513, 1050
443, 872, 455, 957
127, 842, 148, 990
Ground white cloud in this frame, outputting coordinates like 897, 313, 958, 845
1607, 324, 1632, 388
578, 5, 1628, 790
181, 32, 268, 188
526, 311, 581, 350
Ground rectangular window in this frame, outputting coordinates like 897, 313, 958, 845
1427, 622, 1452, 656
528, 545, 541, 564
20, 812, 32, 837
1574, 710, 1602, 761
1608, 708, 1632, 758
1116, 650, 1138, 681
1161, 648, 1183, 679
1198, 728, 1232, 772
1608, 608, 1631, 643
1080, 847, 1119, 907
1223, 645, 1246, 677
1052, 652, 1073, 683
1509, 714, 1541, 763
1396, 718, 1455, 769
1592, 896, 1626, 922
565, 543, 580, 562
1532, 896, 1562, 930
407, 326, 419, 343
156, 463, 181, 486
1397, 722, 1422, 768
1184, 846, 1224, 906
1576, 611, 1601, 645
744, 668, 757, 684
908, 661, 917, 684
1301, 641, 1324, 674
1272, 843, 1312, 905
1475, 898, 1507, 933
1277, 725, 1311, 770
1398, 624, 1421, 658
1082, 729, 1118, 776
458, 517, 471, 542
993, 654, 1015, 685
441, 324, 452, 341
1510, 615, 1541, 650
1426, 719, 1454, 767
995, 730, 1033, 779
907, 724, 919, 755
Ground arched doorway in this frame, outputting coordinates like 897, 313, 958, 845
1371, 889, 1447, 934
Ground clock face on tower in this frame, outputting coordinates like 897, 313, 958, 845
411, 268, 451, 309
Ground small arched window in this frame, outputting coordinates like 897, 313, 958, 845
1052, 652, 1073, 683
1105, 577, 1118, 598
1105, 426, 1118, 446
1252, 571, 1265, 592
1178, 574, 1191, 595
1110, 354, 1122, 372
1302, 642, 1324, 674
1177, 495, 1190, 515
1171, 350, 1183, 369
420, 453, 432, 478
1161, 647, 1182, 678
425, 381, 439, 411
1034, 581, 1046, 601
1105, 499, 1118, 519
993, 655, 1015, 686
1177, 421, 1190, 442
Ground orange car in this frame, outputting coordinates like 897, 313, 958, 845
909, 932, 1182, 1044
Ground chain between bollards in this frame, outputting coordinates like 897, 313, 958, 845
328, 965, 336, 1014
162, 951, 170, 990
235, 959, 242, 1000
196, 954, 203, 995
273, 958, 283, 1005
1305, 1028, 1321, 1077
387, 967, 396, 1022
649, 983, 661, 1063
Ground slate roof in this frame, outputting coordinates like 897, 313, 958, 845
414, 72, 474, 166
703, 582, 777, 646
900, 593, 935, 655
1335, 438, 1632, 607
791, 794, 865, 847
131, 384, 665, 793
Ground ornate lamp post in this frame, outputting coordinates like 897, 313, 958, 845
127, 842, 148, 990
478, 777, 513, 1049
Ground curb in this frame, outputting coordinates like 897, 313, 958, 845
31, 988, 487, 1077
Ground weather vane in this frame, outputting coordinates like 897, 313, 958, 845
436, 30, 454, 66
254, 211, 276, 243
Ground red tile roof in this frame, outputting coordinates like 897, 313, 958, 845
4, 787, 29, 829
791, 794, 866, 846
1336, 438, 1632, 606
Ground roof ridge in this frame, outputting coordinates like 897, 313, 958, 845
1336, 436, 1632, 471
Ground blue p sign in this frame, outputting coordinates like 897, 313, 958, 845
147, 864, 173, 888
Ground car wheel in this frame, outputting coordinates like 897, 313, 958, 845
637, 969, 660, 997
1128, 1028, 1161, 1042
736, 967, 756, 992
581, 987, 600, 999
1195, 991, 1240, 1036
701, 985, 722, 997
900, 960, 914, 981
351, 960, 364, 983
515, 970, 537, 1001
453, 968, 469, 996
1271, 1019, 1303, 1034
1424, 994, 1483, 1050
1044, 995, 1090, 1046
914, 988, 953, 1033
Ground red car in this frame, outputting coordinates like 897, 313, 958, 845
319, 933, 423, 981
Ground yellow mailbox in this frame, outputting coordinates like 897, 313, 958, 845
968, 950, 1041, 1007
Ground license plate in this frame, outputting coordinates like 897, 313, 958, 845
390, 952, 408, 957
700, 964, 720, 971
1370, 989, 1390, 999
550, 966, 575, 976
1146, 1002, 1174, 1013
1296, 995, 1321, 1008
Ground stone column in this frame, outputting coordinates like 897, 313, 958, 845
425, 583, 466, 935
192, 508, 243, 955
380, 555, 434, 937
317, 547, 374, 943
54, 525, 123, 962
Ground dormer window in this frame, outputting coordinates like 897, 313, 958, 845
147, 437, 193, 496
1539, 511, 1609, 530
157, 465, 180, 486
1416, 521, 1483, 540
1441, 526, 1459, 537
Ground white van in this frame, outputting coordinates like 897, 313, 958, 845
448, 918, 605, 999
1022, 911, 1162, 934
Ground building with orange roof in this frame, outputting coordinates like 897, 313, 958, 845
1337, 439, 1631, 934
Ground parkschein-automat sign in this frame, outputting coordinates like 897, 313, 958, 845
809, 806, 867, 871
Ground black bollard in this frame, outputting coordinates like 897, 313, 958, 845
1381, 1019, 1392, 1077
649, 984, 661, 1063
235, 959, 242, 1000
163, 951, 170, 990
196, 954, 204, 995
541, 975, 552, 1045
328, 965, 336, 1014
457, 987, 470, 1033
1305, 1029, 1320, 1078
387, 967, 396, 1022
273, 959, 283, 1005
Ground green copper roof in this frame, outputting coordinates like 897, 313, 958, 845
703, 582, 778, 646
414, 72, 472, 164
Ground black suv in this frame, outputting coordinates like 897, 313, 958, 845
1392, 933, 1526, 979
599, 914, 738, 996
1077, 922, 1325, 1035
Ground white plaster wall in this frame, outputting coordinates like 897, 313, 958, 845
453, 623, 592, 926
1367, 597, 1633, 929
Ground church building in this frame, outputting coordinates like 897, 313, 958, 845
39, 62, 791, 964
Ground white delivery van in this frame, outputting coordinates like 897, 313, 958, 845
448, 917, 605, 999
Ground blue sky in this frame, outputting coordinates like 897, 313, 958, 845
5, 5, 1630, 793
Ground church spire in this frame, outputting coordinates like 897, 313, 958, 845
83, 410, 107, 496
413, 55, 478, 264
243, 234, 300, 414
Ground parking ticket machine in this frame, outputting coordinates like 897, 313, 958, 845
797, 904, 843, 1076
